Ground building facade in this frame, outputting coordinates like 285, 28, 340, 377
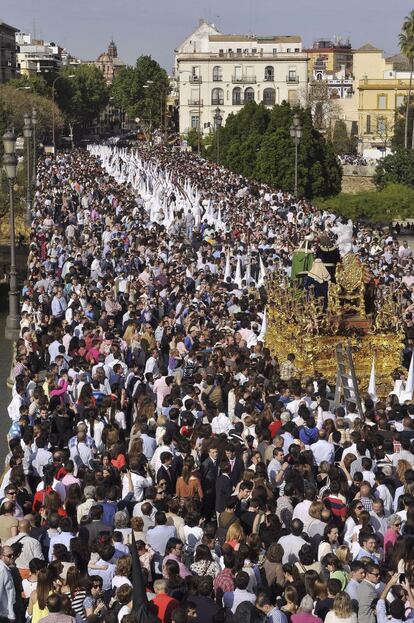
0, 19, 19, 83
305, 38, 353, 77
353, 44, 412, 156
93, 40, 125, 86
175, 20, 308, 136
16, 33, 63, 75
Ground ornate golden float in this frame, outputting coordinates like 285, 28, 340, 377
266, 253, 403, 392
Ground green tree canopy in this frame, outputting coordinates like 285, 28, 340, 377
374, 148, 414, 189
399, 10, 414, 148
209, 101, 342, 198
316, 183, 414, 223
56, 65, 109, 127
111, 55, 169, 127
0, 84, 64, 148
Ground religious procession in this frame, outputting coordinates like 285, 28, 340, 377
1, 141, 414, 623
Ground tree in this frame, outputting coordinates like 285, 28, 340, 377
399, 10, 414, 148
210, 101, 341, 198
111, 55, 169, 127
0, 86, 64, 221
0, 84, 64, 149
316, 183, 414, 223
56, 65, 109, 134
331, 119, 357, 155
374, 148, 414, 189
301, 80, 341, 133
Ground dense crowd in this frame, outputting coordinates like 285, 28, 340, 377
1, 144, 414, 623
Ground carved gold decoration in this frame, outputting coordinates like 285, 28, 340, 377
265, 253, 404, 394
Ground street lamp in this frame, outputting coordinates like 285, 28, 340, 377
2, 130, 20, 341
52, 73, 75, 153
289, 113, 303, 197
31, 107, 37, 187
214, 106, 223, 164
147, 80, 169, 143
23, 113, 32, 223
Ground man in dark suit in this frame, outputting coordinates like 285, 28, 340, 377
80, 505, 112, 546
200, 445, 219, 521
156, 451, 176, 495
225, 443, 245, 487
215, 461, 233, 515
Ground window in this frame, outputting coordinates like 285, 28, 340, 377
252, 48, 257, 54
262, 88, 276, 105
288, 69, 297, 82
244, 87, 255, 102
232, 87, 242, 105
377, 117, 386, 133
378, 95, 387, 109
366, 115, 371, 133
191, 66, 199, 79
191, 116, 199, 129
287, 48, 291, 53
273, 48, 277, 55
236, 48, 242, 55
211, 87, 224, 105
264, 66, 274, 81
396, 94, 405, 109
212, 66, 222, 81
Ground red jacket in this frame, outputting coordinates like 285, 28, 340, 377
152, 593, 179, 623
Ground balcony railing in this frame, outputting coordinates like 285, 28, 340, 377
212, 75, 223, 81
286, 75, 299, 83
232, 75, 256, 84
232, 98, 255, 105
211, 98, 224, 106
264, 75, 274, 81
187, 99, 203, 106
189, 75, 202, 83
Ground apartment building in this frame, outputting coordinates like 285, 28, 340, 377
175, 20, 308, 135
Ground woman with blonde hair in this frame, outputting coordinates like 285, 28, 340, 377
307, 501, 326, 542
175, 456, 203, 501
325, 591, 357, 623
225, 523, 245, 550
396, 459, 412, 485
335, 545, 351, 573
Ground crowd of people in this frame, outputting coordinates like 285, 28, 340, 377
1, 143, 414, 623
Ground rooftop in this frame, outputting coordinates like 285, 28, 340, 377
0, 19, 19, 33
209, 34, 301, 43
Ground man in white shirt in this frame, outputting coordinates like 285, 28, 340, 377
0, 545, 16, 621
278, 519, 307, 563
311, 430, 335, 465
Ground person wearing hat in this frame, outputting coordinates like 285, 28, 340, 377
315, 233, 341, 282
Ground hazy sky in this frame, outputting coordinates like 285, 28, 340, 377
2, 0, 411, 72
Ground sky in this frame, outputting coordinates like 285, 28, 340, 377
2, 0, 411, 72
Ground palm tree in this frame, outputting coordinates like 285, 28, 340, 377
399, 10, 414, 148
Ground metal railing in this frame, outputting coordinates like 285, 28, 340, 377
189, 75, 202, 83
286, 75, 299, 83
232, 75, 256, 84
187, 99, 203, 106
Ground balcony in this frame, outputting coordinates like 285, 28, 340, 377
232, 75, 256, 84
286, 75, 299, 83
212, 98, 224, 106
189, 75, 202, 84
212, 75, 223, 82
187, 99, 203, 106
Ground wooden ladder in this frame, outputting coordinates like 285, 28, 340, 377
334, 343, 363, 416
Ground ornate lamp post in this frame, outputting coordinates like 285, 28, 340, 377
23, 113, 32, 223
289, 113, 303, 197
2, 130, 20, 341
214, 106, 223, 164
